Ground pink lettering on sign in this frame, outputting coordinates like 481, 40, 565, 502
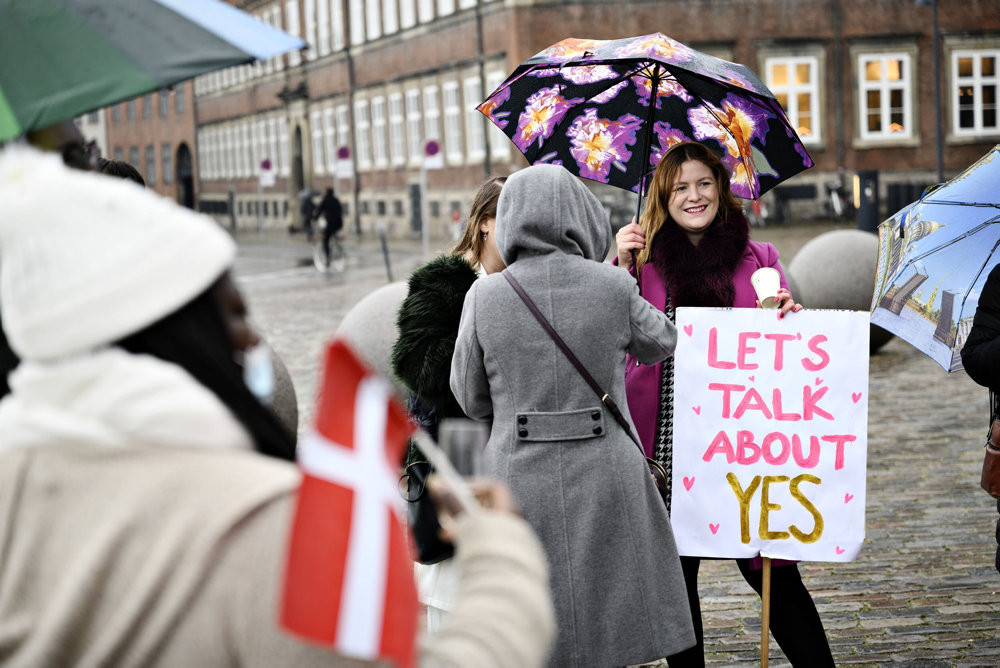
702, 431, 842, 469
736, 332, 761, 370
707, 328, 736, 369
764, 333, 796, 370
802, 335, 830, 371
822, 434, 857, 470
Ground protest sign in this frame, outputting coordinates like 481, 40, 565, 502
671, 307, 869, 562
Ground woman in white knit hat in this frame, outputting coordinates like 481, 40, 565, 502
0, 146, 554, 667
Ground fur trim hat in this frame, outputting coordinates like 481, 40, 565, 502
0, 146, 236, 360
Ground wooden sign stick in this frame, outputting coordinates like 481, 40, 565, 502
761, 556, 771, 667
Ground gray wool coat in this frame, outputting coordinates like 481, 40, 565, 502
450, 165, 696, 667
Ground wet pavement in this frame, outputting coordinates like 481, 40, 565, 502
235, 222, 1000, 666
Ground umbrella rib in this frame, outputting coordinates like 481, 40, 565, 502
904, 216, 1000, 264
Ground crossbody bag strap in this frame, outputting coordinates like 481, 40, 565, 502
502, 269, 643, 451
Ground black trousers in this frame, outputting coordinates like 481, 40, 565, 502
667, 556, 834, 667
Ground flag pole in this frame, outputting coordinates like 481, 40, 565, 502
761, 556, 771, 667
412, 429, 478, 513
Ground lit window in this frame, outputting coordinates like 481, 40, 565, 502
952, 49, 999, 136
766, 55, 820, 144
857, 53, 912, 140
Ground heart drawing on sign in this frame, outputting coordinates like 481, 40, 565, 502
683, 324, 693, 337
692, 406, 701, 415
844, 493, 854, 503
852, 392, 862, 403
749, 375, 755, 382
815, 377, 823, 385
709, 523, 720, 535
835, 546, 846, 555
683, 476, 695, 491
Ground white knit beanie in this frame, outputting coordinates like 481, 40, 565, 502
0, 146, 236, 361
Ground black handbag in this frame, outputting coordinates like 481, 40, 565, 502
503, 269, 669, 503
400, 455, 456, 564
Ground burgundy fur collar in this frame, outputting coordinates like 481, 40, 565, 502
648, 210, 750, 308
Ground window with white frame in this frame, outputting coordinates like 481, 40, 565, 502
382, 0, 398, 34
304, 0, 317, 60
405, 88, 422, 163
952, 49, 999, 136
237, 123, 247, 178
249, 119, 261, 176
146, 145, 157, 186
257, 119, 268, 173
400, 0, 416, 28
162, 143, 173, 184
424, 85, 441, 143
418, 0, 434, 23
458, 0, 476, 8
324, 107, 337, 171
464, 76, 485, 162
437, 0, 455, 17
388, 93, 405, 166
349, 0, 365, 45
271, 7, 285, 71
442, 81, 463, 162
857, 52, 913, 140
311, 110, 325, 173
244, 122, 254, 177
371, 96, 388, 166
765, 55, 820, 144
365, 0, 381, 41
317, 0, 330, 55
336, 104, 351, 154
355, 100, 372, 167
279, 118, 290, 176
331, 0, 345, 50
486, 69, 510, 161
268, 117, 280, 174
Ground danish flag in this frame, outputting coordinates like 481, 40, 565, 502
281, 339, 418, 667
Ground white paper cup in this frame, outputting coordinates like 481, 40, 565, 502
750, 267, 781, 309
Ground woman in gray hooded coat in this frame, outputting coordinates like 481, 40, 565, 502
450, 164, 695, 666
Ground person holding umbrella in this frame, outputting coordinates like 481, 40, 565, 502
614, 141, 831, 667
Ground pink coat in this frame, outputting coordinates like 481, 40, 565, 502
622, 240, 789, 458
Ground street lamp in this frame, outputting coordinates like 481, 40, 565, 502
916, 0, 945, 183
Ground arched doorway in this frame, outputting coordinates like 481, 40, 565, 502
175, 143, 194, 209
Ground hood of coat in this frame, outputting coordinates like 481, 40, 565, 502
495, 164, 611, 265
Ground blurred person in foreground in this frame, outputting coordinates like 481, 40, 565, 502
0, 146, 554, 667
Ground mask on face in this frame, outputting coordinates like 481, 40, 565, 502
241, 341, 275, 404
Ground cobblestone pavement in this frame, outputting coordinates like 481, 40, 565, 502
235, 223, 1000, 667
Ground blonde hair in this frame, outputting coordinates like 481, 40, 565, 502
636, 142, 742, 271
452, 176, 506, 270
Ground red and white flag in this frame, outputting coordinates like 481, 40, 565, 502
281, 339, 419, 667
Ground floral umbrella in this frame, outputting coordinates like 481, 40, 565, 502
478, 33, 813, 202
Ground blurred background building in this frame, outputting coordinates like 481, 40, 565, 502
97, 0, 1000, 235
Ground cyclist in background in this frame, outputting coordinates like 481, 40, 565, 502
317, 187, 343, 265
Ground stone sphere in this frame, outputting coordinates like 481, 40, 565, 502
786, 229, 894, 352
265, 338, 298, 439
333, 280, 409, 390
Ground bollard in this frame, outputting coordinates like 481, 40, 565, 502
854, 169, 880, 233
377, 222, 393, 282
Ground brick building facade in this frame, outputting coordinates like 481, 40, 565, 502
103, 82, 198, 208
112, 0, 1000, 233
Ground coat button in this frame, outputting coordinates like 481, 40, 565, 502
518, 428, 528, 438
591, 411, 600, 420
593, 426, 603, 435
517, 415, 527, 425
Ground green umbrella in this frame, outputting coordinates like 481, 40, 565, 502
0, 0, 304, 142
